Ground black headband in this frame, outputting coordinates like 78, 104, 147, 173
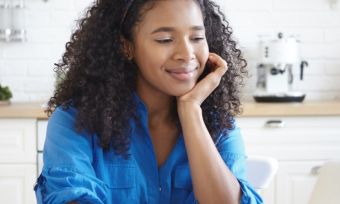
120, 0, 135, 32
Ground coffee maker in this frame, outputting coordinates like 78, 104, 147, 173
253, 32, 308, 102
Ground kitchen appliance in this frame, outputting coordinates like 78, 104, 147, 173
253, 32, 308, 103
0, 0, 26, 42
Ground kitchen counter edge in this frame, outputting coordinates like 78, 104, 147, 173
1, 101, 340, 119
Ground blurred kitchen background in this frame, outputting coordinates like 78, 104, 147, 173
0, 0, 340, 102
1, 0, 340, 204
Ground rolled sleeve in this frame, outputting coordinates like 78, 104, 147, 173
216, 124, 263, 204
34, 107, 107, 203
35, 167, 106, 204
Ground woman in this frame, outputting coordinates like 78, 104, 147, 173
34, 0, 262, 203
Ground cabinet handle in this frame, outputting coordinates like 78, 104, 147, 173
311, 166, 321, 175
265, 120, 285, 128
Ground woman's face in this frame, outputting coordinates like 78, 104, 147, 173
129, 0, 209, 97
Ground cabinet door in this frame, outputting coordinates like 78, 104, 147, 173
0, 119, 37, 163
0, 164, 37, 204
237, 116, 340, 204
276, 161, 323, 204
260, 178, 276, 204
37, 120, 48, 151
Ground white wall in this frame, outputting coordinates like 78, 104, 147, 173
0, 0, 340, 102
0, 0, 93, 102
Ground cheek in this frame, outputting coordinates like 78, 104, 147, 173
199, 45, 210, 69
134, 47, 163, 72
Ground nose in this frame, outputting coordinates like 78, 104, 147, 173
173, 38, 196, 62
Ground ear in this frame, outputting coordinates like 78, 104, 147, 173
120, 37, 134, 60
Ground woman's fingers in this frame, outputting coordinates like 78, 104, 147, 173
196, 53, 228, 95
208, 53, 228, 75
178, 53, 228, 105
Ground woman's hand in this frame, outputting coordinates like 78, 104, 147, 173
177, 53, 228, 107
176, 54, 241, 204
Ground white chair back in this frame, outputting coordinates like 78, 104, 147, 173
246, 156, 278, 192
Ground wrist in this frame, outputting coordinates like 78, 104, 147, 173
177, 100, 202, 118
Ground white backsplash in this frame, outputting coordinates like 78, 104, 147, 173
0, 0, 339, 102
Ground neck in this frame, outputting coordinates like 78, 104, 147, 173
136, 86, 176, 126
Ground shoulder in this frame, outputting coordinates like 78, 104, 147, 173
46, 105, 92, 144
44, 105, 95, 167
48, 105, 78, 127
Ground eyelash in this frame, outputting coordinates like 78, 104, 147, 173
156, 39, 172, 44
156, 37, 205, 44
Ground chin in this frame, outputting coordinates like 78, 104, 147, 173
168, 85, 196, 97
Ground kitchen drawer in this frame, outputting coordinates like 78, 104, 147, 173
237, 116, 340, 128
0, 119, 37, 163
236, 116, 340, 160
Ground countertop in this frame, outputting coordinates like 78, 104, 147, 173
0, 102, 48, 119
1, 101, 340, 119
240, 101, 340, 117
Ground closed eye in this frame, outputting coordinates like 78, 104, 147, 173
191, 36, 205, 42
155, 39, 173, 44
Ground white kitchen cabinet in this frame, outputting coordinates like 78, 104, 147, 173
37, 120, 48, 176
237, 116, 340, 204
0, 119, 37, 204
0, 119, 36, 163
0, 164, 37, 204
275, 161, 322, 204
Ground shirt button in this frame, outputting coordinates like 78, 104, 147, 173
159, 186, 162, 191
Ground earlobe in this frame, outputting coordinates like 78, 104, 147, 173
125, 50, 133, 60
120, 37, 134, 60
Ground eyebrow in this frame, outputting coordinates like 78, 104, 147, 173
150, 26, 205, 34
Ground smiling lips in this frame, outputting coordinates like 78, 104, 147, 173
166, 67, 198, 81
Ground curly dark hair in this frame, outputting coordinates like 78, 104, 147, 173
46, 0, 247, 156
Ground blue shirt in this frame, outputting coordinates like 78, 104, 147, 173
34, 96, 262, 204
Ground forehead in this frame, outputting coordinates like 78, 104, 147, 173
135, 0, 204, 33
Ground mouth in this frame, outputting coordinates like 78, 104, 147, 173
165, 67, 198, 81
